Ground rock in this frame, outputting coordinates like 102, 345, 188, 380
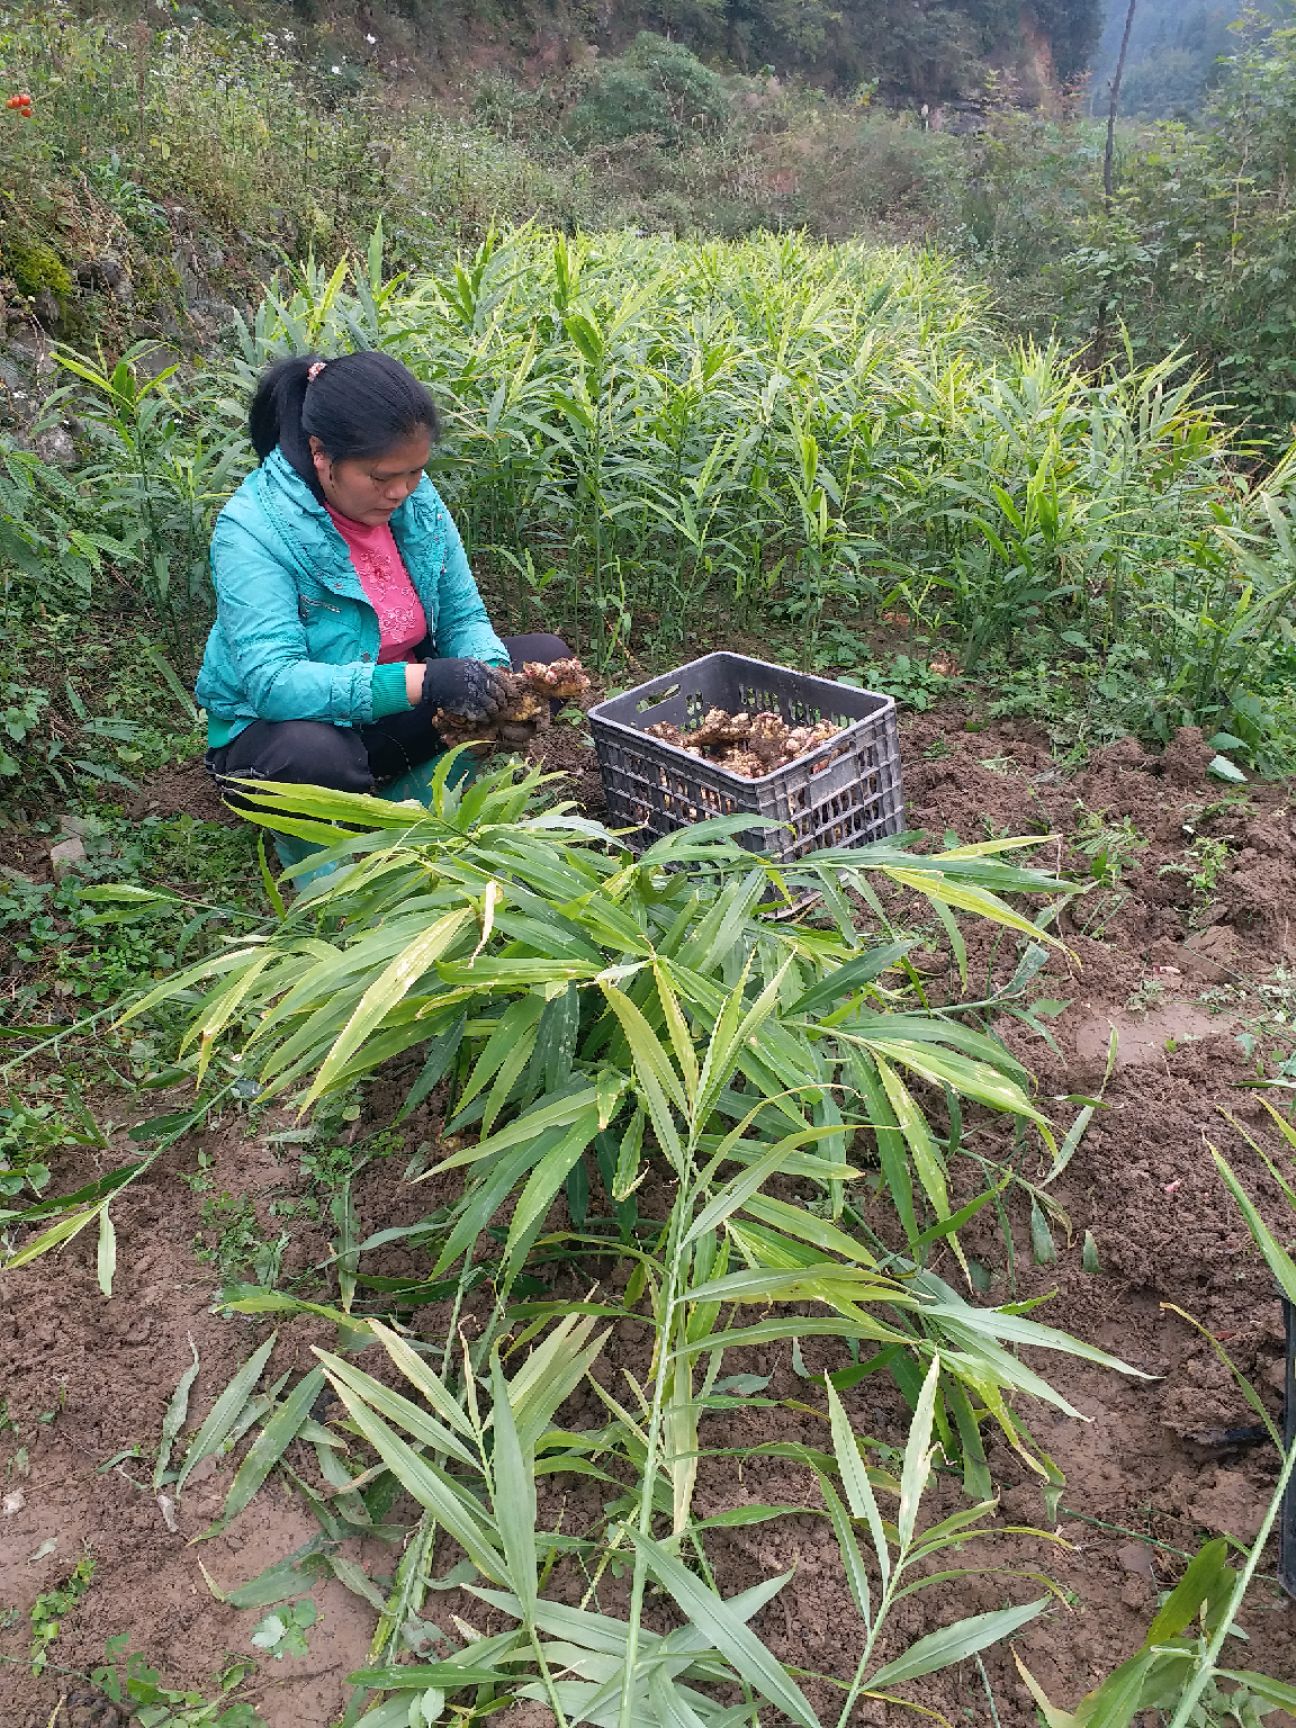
1179, 924, 1239, 984
74, 250, 127, 292
49, 835, 86, 881
1116, 1539, 1156, 1578
34, 425, 76, 466
58, 813, 92, 839
1186, 1466, 1266, 1543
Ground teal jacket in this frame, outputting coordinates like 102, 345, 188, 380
195, 448, 509, 747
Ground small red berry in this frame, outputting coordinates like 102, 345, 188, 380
17, 92, 30, 104
20, 107, 32, 118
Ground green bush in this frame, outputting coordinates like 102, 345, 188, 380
568, 32, 730, 146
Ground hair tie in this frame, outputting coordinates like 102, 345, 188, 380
306, 360, 327, 383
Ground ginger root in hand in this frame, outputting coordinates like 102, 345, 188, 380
430, 657, 593, 749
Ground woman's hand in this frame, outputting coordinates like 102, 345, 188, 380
416, 657, 510, 720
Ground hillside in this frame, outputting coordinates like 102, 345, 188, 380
368, 0, 1102, 103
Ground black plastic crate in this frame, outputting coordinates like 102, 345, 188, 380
588, 652, 904, 861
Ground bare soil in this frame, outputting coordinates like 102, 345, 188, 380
2, 710, 1295, 1725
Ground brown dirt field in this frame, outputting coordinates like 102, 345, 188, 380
2, 708, 1295, 1725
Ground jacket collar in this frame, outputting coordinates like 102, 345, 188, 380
262, 446, 422, 532
258, 446, 437, 605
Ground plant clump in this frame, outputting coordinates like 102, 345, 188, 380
647, 705, 844, 778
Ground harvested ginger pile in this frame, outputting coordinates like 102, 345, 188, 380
431, 657, 593, 748
646, 707, 843, 778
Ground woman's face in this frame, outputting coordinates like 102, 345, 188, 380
311, 427, 432, 526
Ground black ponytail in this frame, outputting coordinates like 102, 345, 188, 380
247, 351, 442, 499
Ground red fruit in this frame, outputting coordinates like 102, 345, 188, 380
17, 92, 30, 103
5, 96, 18, 109
20, 107, 32, 117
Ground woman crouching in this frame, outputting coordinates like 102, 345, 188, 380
196, 350, 565, 801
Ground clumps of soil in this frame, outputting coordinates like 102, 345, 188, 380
646, 706, 843, 779
431, 658, 593, 750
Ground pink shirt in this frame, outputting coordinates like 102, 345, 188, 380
326, 504, 428, 664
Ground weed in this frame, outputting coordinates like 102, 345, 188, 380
93, 1638, 265, 1727
1074, 804, 1148, 890
29, 1553, 95, 1674
1068, 802, 1149, 937
194, 1195, 284, 1287
1126, 977, 1168, 1014
250, 1600, 316, 1661
1160, 835, 1234, 922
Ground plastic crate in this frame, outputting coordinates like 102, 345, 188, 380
588, 652, 904, 861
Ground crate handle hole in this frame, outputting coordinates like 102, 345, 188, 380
637, 683, 680, 713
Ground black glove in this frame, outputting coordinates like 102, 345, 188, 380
419, 658, 509, 721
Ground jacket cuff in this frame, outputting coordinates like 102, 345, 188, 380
371, 662, 414, 719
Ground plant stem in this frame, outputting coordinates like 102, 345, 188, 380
1166, 1439, 1296, 1728
616, 1190, 691, 1728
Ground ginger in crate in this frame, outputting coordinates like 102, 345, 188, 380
645, 703, 844, 779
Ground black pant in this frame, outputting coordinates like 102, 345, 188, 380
206, 634, 569, 795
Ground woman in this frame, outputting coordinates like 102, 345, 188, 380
196, 350, 565, 799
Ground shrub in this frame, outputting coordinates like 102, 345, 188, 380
568, 32, 730, 146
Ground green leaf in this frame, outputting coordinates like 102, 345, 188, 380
1211, 1147, 1296, 1306
600, 982, 685, 1166
347, 1662, 511, 1690
504, 1105, 601, 1270
868, 1597, 1048, 1686
303, 909, 473, 1108
1207, 754, 1247, 783
489, 1352, 537, 1620
80, 884, 181, 906
818, 1477, 871, 1624
154, 1336, 201, 1492
318, 1367, 505, 1580
626, 1532, 820, 1728
368, 1320, 477, 1441
1217, 1670, 1296, 1709
1144, 1537, 1231, 1643
1, 1201, 102, 1272
314, 1349, 478, 1470
825, 1380, 889, 1587
96, 1207, 117, 1298
176, 1333, 277, 1495
203, 1367, 326, 1537
897, 1354, 940, 1551
789, 944, 913, 1016
1029, 1195, 1058, 1266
